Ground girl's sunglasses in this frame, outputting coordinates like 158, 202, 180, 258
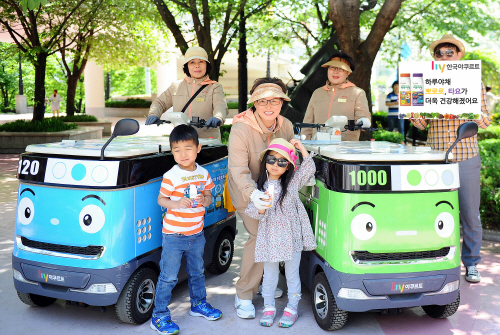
265, 155, 289, 168
434, 49, 455, 59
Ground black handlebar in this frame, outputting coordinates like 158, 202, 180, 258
294, 120, 378, 132
152, 117, 209, 128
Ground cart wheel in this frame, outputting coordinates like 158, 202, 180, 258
17, 291, 56, 307
422, 291, 460, 319
311, 272, 349, 330
207, 230, 234, 274
115, 268, 157, 324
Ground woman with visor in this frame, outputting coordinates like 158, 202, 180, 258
227, 77, 295, 319
301, 52, 371, 141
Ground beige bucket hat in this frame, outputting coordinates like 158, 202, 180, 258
259, 138, 298, 170
247, 83, 291, 104
429, 34, 465, 56
184, 46, 209, 64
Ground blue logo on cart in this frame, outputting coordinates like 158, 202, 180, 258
392, 281, 423, 293
39, 269, 65, 283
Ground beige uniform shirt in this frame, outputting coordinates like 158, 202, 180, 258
148, 76, 228, 139
227, 111, 294, 212
301, 82, 371, 141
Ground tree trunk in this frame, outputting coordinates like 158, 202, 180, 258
349, 53, 374, 140
33, 52, 48, 122
238, 10, 247, 113
66, 74, 79, 116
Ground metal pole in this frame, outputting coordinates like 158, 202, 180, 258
105, 72, 110, 101
19, 53, 24, 95
266, 50, 270, 77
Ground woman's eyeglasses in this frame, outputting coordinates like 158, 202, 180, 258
265, 155, 289, 168
434, 49, 456, 59
328, 66, 345, 73
256, 99, 283, 106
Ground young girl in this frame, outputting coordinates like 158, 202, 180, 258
245, 138, 317, 328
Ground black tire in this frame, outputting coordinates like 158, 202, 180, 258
422, 291, 460, 319
17, 291, 56, 307
311, 272, 349, 331
207, 230, 234, 274
115, 267, 158, 324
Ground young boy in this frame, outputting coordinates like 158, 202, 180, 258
151, 124, 222, 335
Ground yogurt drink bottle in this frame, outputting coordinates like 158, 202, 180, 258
412, 73, 424, 106
189, 184, 198, 207
400, 73, 411, 106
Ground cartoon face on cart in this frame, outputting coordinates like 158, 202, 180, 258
322, 192, 461, 272
14, 183, 158, 269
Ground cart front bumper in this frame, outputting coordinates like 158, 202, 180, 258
325, 264, 460, 312
12, 251, 160, 306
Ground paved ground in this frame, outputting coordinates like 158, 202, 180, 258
1, 114, 500, 334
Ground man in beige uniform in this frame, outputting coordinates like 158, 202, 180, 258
146, 47, 227, 140
302, 53, 371, 141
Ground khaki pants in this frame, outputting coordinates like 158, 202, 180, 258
235, 210, 263, 300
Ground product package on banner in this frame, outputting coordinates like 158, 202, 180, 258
398, 60, 482, 120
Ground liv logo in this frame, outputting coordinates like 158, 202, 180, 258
38, 269, 65, 282
391, 281, 423, 293
431, 61, 446, 73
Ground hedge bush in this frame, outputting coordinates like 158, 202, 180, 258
372, 129, 405, 143
227, 102, 239, 109
221, 124, 231, 145
478, 139, 500, 230
57, 115, 98, 122
0, 118, 78, 132
372, 111, 388, 129
477, 125, 500, 141
105, 98, 151, 108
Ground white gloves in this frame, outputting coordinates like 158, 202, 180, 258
250, 189, 270, 210
357, 117, 371, 128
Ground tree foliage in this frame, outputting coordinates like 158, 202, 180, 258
152, 0, 274, 81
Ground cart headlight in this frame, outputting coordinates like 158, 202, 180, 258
424, 280, 459, 296
337, 288, 386, 300
13, 269, 38, 285
70, 283, 117, 294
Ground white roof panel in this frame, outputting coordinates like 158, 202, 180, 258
303, 141, 446, 162
25, 136, 222, 158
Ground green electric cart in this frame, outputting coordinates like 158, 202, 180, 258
299, 139, 465, 330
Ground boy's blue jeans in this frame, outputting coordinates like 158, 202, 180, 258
153, 231, 207, 319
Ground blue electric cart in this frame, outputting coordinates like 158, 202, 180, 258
12, 120, 236, 324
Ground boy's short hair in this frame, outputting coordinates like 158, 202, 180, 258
169, 124, 199, 147
486, 86, 492, 92
392, 80, 399, 90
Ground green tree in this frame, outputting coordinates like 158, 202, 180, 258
152, 0, 274, 81
0, 43, 19, 111
0, 0, 91, 121
54, 0, 168, 115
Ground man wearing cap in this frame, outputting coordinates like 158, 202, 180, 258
145, 46, 228, 140
411, 34, 491, 283
301, 51, 371, 141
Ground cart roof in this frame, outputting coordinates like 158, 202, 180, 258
25, 136, 222, 158
303, 141, 446, 162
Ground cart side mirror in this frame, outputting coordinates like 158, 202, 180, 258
100, 119, 140, 160
113, 118, 140, 137
445, 121, 478, 163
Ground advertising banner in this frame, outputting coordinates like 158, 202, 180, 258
398, 60, 482, 120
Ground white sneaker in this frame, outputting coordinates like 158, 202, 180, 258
235, 294, 255, 319
257, 285, 284, 298
465, 265, 481, 283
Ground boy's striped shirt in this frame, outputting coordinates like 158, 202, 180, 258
159, 164, 214, 235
